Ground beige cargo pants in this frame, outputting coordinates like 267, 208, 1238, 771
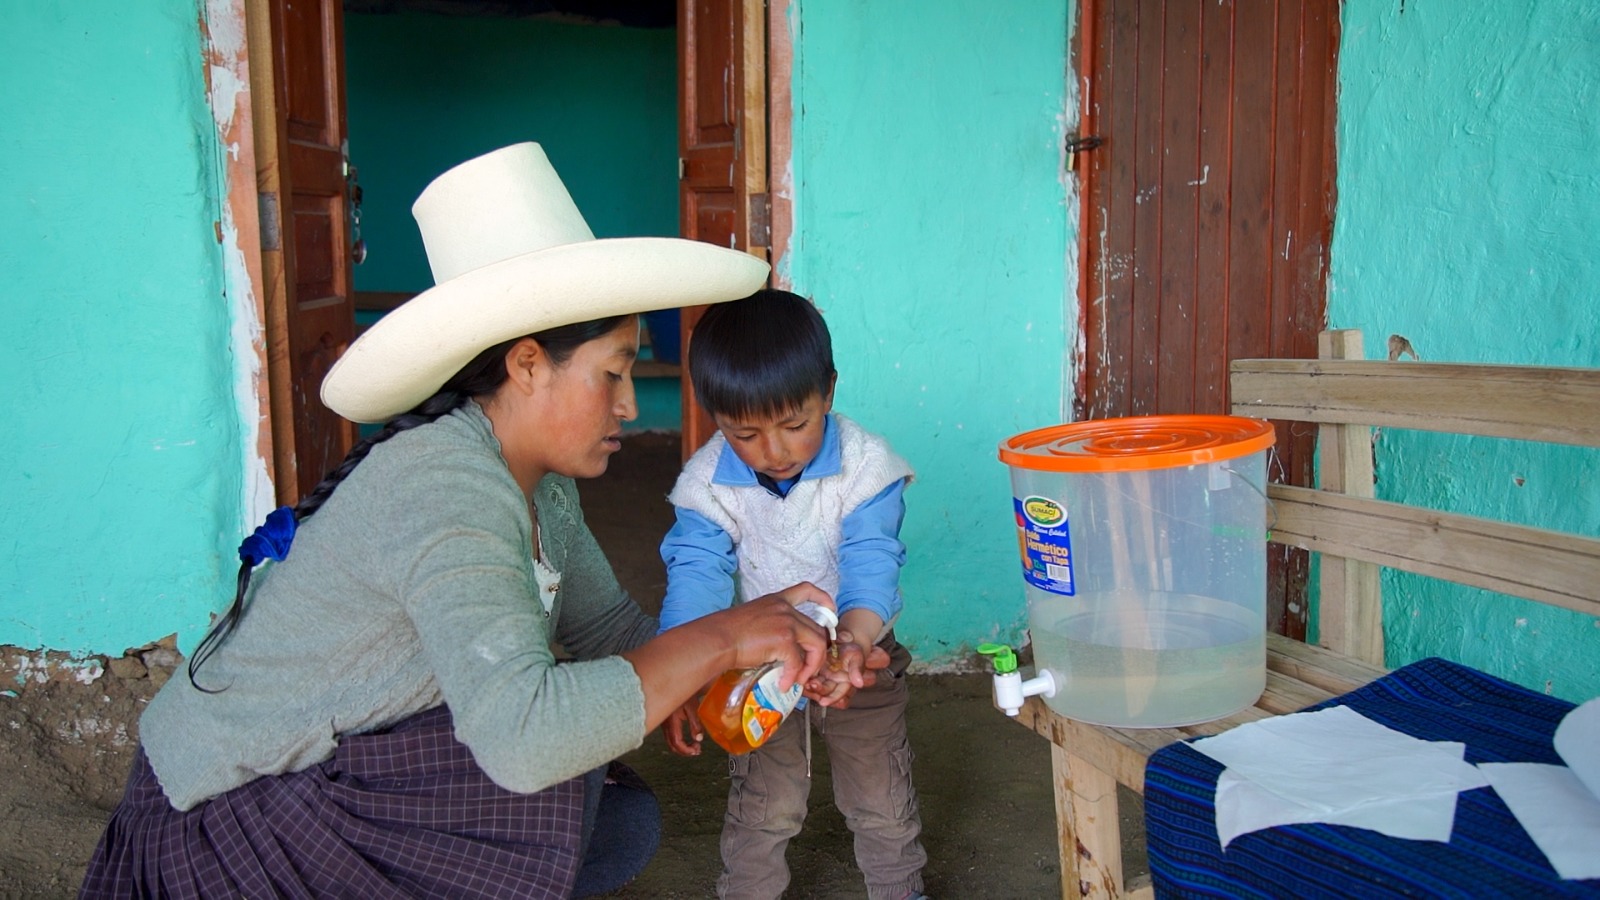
717, 637, 927, 900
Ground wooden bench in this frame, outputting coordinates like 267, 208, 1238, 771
1009, 328, 1600, 899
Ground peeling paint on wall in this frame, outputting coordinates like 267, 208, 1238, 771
204, 0, 277, 531
1061, 45, 1083, 427
7, 650, 106, 688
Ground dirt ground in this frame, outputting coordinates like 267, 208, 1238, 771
0, 432, 1143, 898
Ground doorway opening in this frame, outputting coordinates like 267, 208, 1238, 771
247, 0, 779, 503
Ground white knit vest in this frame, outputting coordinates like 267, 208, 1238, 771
668, 414, 913, 604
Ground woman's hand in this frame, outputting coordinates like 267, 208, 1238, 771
661, 697, 704, 756
622, 582, 835, 733
720, 583, 836, 691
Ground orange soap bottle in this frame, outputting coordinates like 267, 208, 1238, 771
698, 601, 839, 755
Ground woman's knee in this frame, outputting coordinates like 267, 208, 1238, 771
572, 778, 661, 898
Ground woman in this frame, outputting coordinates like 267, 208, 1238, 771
80, 143, 840, 898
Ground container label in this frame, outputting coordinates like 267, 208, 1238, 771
743, 667, 802, 747
1015, 495, 1075, 595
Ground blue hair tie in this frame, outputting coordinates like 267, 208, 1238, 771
239, 506, 297, 567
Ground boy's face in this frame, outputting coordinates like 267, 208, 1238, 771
712, 386, 834, 482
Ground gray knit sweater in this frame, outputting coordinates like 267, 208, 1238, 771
141, 402, 656, 811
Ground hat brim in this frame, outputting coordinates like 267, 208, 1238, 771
321, 237, 769, 423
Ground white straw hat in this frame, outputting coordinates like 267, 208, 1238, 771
321, 142, 770, 423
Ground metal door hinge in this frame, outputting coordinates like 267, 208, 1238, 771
259, 191, 281, 251
749, 192, 771, 248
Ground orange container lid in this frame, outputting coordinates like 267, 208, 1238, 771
999, 415, 1275, 473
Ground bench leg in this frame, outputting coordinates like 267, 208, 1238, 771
1051, 744, 1127, 898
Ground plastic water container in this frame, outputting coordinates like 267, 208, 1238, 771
998, 415, 1275, 728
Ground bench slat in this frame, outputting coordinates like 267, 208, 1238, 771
1230, 359, 1600, 447
1254, 667, 1340, 715
1014, 665, 1342, 794
1268, 484, 1600, 618
1265, 632, 1387, 696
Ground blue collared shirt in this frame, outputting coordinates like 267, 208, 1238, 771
658, 414, 908, 633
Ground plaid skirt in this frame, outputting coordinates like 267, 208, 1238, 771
79, 706, 590, 899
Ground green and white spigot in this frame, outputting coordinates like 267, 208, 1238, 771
978, 643, 1057, 717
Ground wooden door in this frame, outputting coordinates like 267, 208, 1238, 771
248, 0, 358, 503
1075, 0, 1339, 639
677, 0, 770, 461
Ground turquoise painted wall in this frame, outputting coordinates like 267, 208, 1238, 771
0, 1, 242, 654
343, 12, 678, 289
1331, 0, 1600, 700
344, 12, 681, 430
786, 2, 1073, 662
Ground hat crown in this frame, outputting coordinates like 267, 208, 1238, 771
322, 140, 769, 423
411, 143, 596, 284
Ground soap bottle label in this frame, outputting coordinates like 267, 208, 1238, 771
743, 665, 803, 746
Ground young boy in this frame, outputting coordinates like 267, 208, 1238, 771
658, 289, 928, 900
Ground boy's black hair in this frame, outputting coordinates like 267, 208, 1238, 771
688, 289, 836, 421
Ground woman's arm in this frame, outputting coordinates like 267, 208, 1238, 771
393, 455, 833, 792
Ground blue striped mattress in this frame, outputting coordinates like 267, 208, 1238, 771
1144, 656, 1600, 898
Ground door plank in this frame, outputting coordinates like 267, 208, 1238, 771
1155, 0, 1201, 414
1192, 0, 1236, 416
1224, 2, 1276, 371
1269, 0, 1317, 641
282, 0, 355, 499
1079, 0, 1140, 419
1267, 1, 1303, 363
678, 0, 768, 461
1292, 0, 1337, 365
1128, 0, 1165, 417
766, 0, 795, 277
679, 0, 738, 460
249, 0, 358, 504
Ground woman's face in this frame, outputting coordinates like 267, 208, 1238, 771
494, 317, 641, 485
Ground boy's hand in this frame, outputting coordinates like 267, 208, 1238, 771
662, 697, 705, 756
803, 629, 892, 708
